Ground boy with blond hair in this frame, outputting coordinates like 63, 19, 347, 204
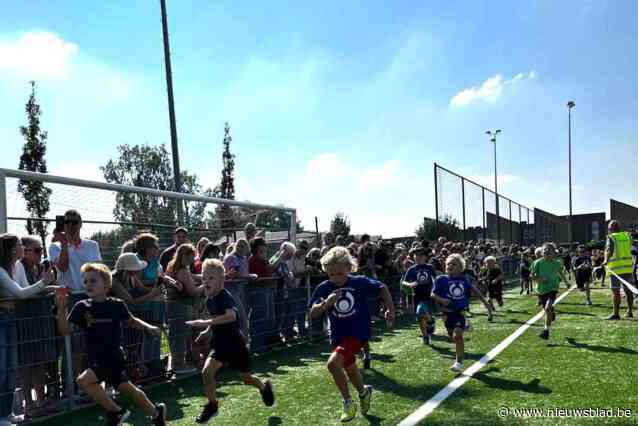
54, 263, 167, 426
186, 259, 274, 423
309, 247, 395, 422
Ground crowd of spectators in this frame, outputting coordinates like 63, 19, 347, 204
2, 210, 636, 425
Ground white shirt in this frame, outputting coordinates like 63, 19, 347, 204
0, 266, 46, 299
13, 261, 29, 288
287, 255, 307, 288
48, 239, 102, 292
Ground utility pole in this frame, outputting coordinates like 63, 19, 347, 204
486, 129, 502, 246
567, 101, 576, 247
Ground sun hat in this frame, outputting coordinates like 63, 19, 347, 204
115, 252, 148, 272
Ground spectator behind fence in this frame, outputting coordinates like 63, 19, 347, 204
320, 232, 336, 257
166, 244, 203, 375
0, 234, 56, 426
16, 236, 59, 418
249, 238, 273, 278
194, 238, 210, 272
305, 248, 322, 274
244, 223, 257, 242
280, 242, 307, 340
222, 239, 252, 336
48, 209, 102, 292
159, 227, 189, 271
195, 243, 221, 274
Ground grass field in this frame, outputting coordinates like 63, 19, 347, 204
45, 279, 638, 425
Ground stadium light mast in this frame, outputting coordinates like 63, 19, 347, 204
567, 101, 576, 248
486, 129, 502, 247
160, 0, 183, 222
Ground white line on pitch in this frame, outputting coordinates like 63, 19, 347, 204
397, 287, 576, 426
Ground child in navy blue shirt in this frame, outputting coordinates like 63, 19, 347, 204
54, 263, 167, 426
402, 246, 437, 345
186, 259, 274, 423
572, 245, 593, 306
309, 247, 396, 423
432, 254, 492, 372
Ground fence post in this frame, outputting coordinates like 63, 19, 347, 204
314, 216, 320, 248
64, 335, 76, 409
305, 273, 311, 307
0, 171, 7, 233
461, 178, 466, 242
434, 163, 440, 235
509, 200, 513, 244
290, 210, 297, 244
481, 187, 486, 243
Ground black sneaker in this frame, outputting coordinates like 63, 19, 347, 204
105, 408, 130, 426
606, 314, 620, 320
260, 379, 275, 407
626, 311, 634, 319
152, 403, 166, 426
364, 356, 371, 370
551, 311, 556, 321
539, 329, 549, 340
195, 401, 218, 424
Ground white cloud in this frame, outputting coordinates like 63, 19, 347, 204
0, 32, 78, 81
449, 70, 537, 108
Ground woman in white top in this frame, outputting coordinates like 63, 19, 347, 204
0, 234, 56, 425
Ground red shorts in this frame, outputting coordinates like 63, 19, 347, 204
331, 337, 365, 367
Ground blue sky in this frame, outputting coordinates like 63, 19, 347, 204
1, 0, 637, 236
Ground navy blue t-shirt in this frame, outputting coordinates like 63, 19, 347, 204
68, 297, 132, 363
206, 289, 242, 347
403, 263, 436, 303
432, 275, 473, 312
309, 275, 383, 345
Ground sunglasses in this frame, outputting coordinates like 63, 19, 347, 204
25, 247, 43, 254
65, 219, 81, 225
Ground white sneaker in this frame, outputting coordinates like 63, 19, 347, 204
450, 361, 463, 372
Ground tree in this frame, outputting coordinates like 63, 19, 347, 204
415, 215, 462, 243
101, 144, 213, 230
215, 123, 236, 236
330, 212, 351, 238
17, 81, 52, 250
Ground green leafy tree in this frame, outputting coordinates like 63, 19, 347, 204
17, 81, 52, 250
214, 123, 236, 236
101, 144, 212, 230
330, 212, 351, 238
415, 215, 462, 242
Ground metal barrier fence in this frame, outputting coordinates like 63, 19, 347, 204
434, 163, 535, 246
0, 272, 409, 424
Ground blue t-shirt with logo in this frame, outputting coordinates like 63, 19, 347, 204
432, 274, 473, 312
309, 275, 383, 345
404, 263, 436, 303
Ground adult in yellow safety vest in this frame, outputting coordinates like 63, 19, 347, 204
604, 220, 635, 320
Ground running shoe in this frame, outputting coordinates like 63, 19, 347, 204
539, 329, 549, 340
340, 400, 356, 422
363, 356, 371, 370
195, 401, 218, 424
260, 380, 275, 406
450, 361, 463, 372
152, 403, 166, 426
359, 385, 373, 415
105, 408, 130, 426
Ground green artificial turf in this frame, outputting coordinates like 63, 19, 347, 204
43, 280, 638, 425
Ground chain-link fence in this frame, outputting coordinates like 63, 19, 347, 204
434, 163, 535, 246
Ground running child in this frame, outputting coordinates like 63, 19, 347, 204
519, 250, 533, 294
309, 247, 396, 422
54, 263, 167, 426
186, 259, 274, 423
431, 254, 492, 372
402, 246, 437, 345
531, 243, 568, 340
480, 256, 504, 309
573, 245, 593, 306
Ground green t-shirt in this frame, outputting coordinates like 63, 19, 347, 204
531, 258, 563, 295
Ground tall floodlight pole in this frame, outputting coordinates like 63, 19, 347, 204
160, 0, 183, 222
486, 129, 502, 247
567, 101, 576, 247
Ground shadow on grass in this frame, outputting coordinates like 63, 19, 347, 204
550, 337, 638, 355
473, 367, 552, 394
554, 310, 596, 316
429, 344, 484, 361
268, 416, 283, 425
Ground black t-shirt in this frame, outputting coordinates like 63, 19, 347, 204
68, 297, 132, 363
206, 289, 242, 347
481, 268, 502, 284
573, 256, 592, 281
563, 254, 572, 270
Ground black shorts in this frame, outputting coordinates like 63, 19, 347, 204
211, 339, 251, 373
444, 311, 466, 331
538, 291, 558, 308
487, 281, 503, 301
89, 359, 128, 388
576, 273, 591, 289
520, 271, 531, 281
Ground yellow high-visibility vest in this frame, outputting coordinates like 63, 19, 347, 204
608, 232, 633, 275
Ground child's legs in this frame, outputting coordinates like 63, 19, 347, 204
418, 316, 428, 337
543, 299, 554, 328
202, 356, 223, 403
344, 363, 364, 395
362, 341, 370, 357
326, 351, 350, 400
76, 369, 119, 412
452, 328, 464, 363
239, 372, 264, 392
117, 381, 155, 416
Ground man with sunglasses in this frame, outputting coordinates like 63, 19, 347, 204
49, 210, 102, 292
